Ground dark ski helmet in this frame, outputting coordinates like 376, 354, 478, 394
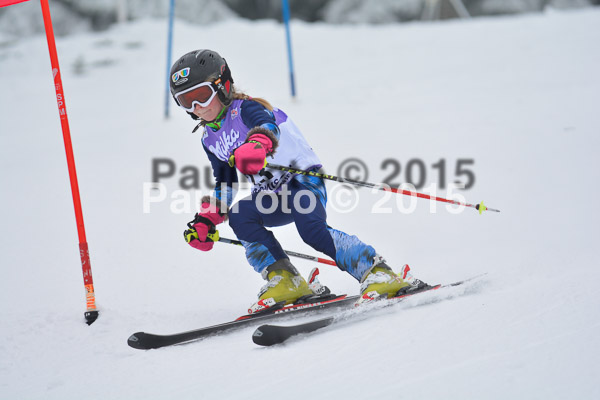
170, 49, 234, 109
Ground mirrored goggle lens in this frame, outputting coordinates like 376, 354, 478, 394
176, 84, 216, 109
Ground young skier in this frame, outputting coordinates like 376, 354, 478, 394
172, 49, 425, 311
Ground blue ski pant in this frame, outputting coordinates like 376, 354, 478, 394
228, 175, 377, 281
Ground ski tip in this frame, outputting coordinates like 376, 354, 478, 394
252, 325, 280, 347
253, 317, 335, 347
127, 332, 149, 350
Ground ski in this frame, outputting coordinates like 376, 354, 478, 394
252, 275, 485, 347
128, 274, 485, 350
127, 293, 358, 350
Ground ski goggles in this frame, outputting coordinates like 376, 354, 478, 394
174, 81, 218, 112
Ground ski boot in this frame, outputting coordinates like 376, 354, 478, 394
248, 259, 315, 314
357, 256, 427, 305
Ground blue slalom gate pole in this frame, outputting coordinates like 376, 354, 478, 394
164, 0, 175, 118
281, 0, 296, 98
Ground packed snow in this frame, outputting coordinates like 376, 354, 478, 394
1, 7, 599, 400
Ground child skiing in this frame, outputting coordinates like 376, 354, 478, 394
172, 49, 426, 311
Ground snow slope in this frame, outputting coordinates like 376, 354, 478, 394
1, 8, 599, 400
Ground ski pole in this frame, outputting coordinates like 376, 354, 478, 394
206, 231, 337, 267
266, 163, 500, 214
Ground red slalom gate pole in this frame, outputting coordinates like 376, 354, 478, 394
40, 0, 98, 325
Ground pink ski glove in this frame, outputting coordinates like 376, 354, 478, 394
184, 200, 226, 252
231, 133, 274, 175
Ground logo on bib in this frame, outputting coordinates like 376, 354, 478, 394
207, 129, 242, 161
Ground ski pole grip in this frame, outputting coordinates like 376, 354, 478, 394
207, 230, 220, 242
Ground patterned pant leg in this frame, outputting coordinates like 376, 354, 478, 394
326, 228, 378, 281
292, 175, 378, 281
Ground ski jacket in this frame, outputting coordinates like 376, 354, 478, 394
201, 99, 321, 207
